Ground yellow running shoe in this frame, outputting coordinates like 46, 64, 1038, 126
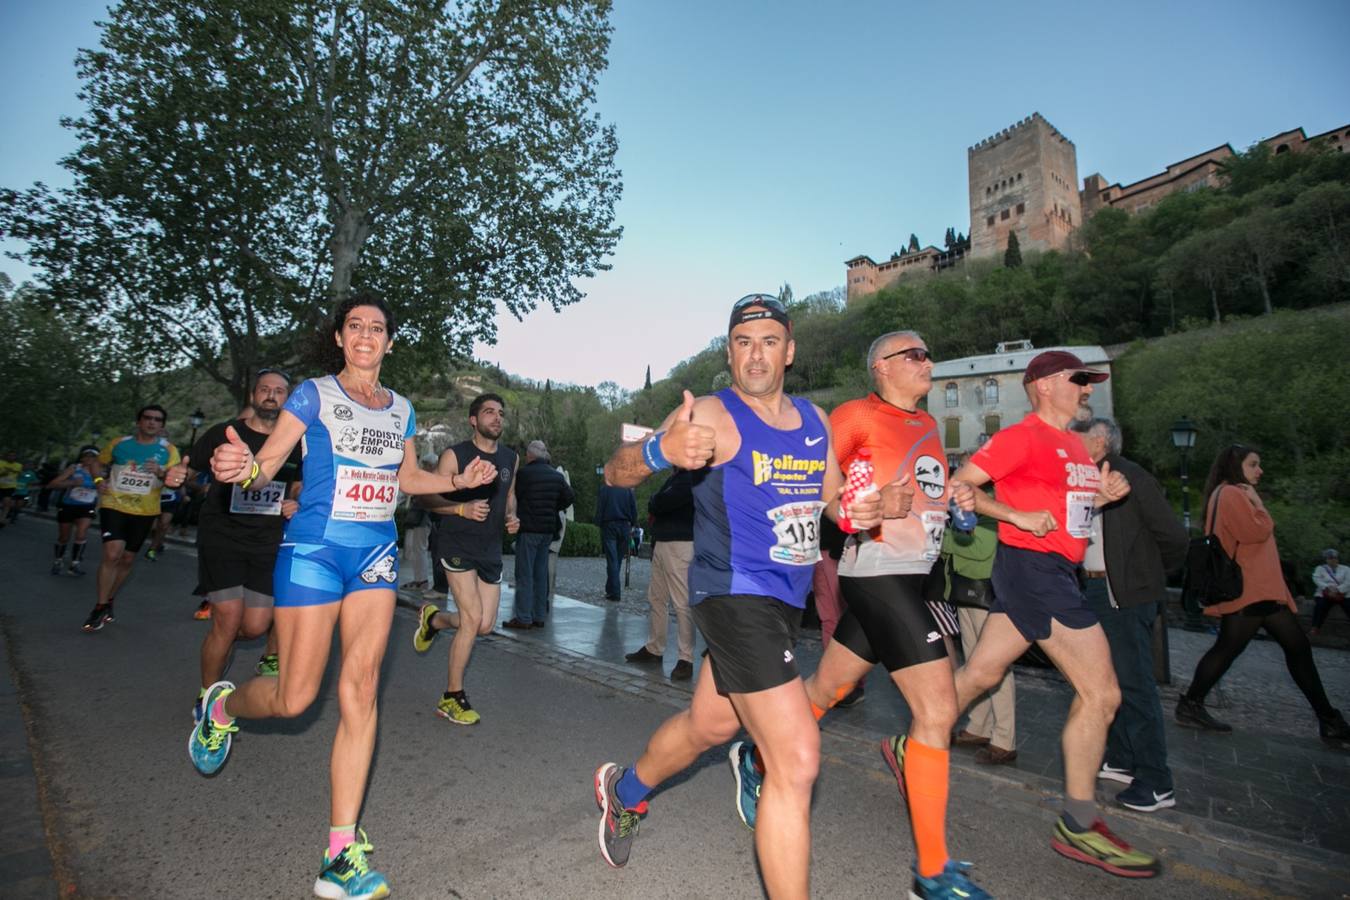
1051, 815, 1161, 878
413, 603, 440, 653
435, 693, 481, 726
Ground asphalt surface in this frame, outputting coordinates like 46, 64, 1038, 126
0, 516, 1341, 898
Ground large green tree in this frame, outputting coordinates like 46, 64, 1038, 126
1, 0, 622, 405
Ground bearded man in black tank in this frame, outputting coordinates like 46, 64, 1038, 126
411, 394, 519, 725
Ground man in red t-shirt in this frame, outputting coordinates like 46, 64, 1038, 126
951, 350, 1160, 879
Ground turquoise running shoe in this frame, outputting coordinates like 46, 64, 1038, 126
911, 860, 993, 899
728, 740, 762, 830
314, 829, 390, 899
188, 680, 237, 776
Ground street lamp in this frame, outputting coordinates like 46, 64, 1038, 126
1171, 415, 1204, 633
189, 408, 206, 448
1169, 416, 1198, 532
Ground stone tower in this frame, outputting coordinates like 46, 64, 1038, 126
968, 113, 1081, 259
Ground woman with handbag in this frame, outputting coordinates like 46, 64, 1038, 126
1177, 444, 1350, 745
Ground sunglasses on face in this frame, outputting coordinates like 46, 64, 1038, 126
1062, 372, 1093, 386
879, 347, 932, 364
732, 293, 788, 314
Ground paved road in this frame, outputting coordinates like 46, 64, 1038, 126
0, 516, 1342, 898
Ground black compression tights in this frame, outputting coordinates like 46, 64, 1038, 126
1185, 605, 1335, 717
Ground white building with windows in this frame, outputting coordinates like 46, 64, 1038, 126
926, 341, 1114, 461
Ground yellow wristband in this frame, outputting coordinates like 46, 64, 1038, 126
457, 503, 464, 516
239, 460, 261, 490
93, 477, 105, 484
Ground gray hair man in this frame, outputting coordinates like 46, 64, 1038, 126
504, 439, 575, 629
1070, 416, 1188, 813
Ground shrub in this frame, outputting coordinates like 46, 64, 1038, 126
561, 521, 601, 557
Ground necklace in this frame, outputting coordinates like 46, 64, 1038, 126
340, 370, 386, 404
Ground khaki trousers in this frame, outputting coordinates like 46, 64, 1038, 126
645, 540, 694, 662
958, 605, 1016, 749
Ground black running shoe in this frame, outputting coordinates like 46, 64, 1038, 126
82, 605, 111, 633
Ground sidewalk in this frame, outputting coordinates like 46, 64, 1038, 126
400, 577, 1350, 895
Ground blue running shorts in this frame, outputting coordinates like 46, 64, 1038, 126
273, 541, 400, 607
989, 544, 1096, 641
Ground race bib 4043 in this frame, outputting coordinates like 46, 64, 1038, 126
333, 466, 398, 522
766, 500, 825, 566
230, 480, 286, 516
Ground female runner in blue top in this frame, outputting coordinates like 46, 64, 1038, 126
186, 294, 495, 900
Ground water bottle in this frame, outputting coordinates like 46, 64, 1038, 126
840, 449, 877, 534
949, 496, 977, 532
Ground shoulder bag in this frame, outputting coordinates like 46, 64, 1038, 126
1183, 486, 1244, 608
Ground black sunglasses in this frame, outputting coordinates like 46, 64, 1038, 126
879, 347, 932, 364
1063, 371, 1093, 386
732, 293, 787, 313
256, 367, 292, 383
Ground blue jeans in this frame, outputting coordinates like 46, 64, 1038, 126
602, 521, 630, 598
513, 532, 553, 624
1083, 578, 1173, 792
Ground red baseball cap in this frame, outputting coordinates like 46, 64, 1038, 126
1022, 350, 1108, 384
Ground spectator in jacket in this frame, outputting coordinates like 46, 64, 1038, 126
1175, 444, 1350, 745
1073, 418, 1188, 811
944, 517, 1015, 764
625, 469, 695, 679
596, 482, 636, 600
505, 441, 576, 628
1311, 549, 1349, 636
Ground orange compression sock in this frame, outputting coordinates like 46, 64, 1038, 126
902, 736, 950, 879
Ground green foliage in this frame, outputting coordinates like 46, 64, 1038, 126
0, 0, 622, 406
560, 521, 601, 557
1004, 231, 1022, 268
1112, 307, 1350, 569
908, 233, 920, 253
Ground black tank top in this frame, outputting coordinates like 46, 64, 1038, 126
436, 440, 516, 558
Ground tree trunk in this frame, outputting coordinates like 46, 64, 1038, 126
328, 207, 372, 303
1210, 285, 1221, 324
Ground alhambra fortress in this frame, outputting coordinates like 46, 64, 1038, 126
844, 112, 1350, 303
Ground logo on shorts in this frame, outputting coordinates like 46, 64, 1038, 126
914, 454, 946, 500
333, 404, 354, 421
926, 631, 941, 644
336, 426, 361, 454
783, 650, 794, 664
360, 554, 398, 584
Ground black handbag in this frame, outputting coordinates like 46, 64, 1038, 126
1183, 486, 1244, 608
946, 555, 992, 610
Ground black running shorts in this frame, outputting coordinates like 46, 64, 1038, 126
439, 551, 503, 585
990, 544, 1097, 641
57, 504, 96, 524
98, 508, 157, 553
834, 573, 950, 673
198, 541, 278, 607
691, 593, 802, 695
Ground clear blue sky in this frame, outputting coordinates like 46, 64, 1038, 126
3, 0, 1348, 391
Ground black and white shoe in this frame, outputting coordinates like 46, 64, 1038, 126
1097, 763, 1133, 785
1116, 783, 1176, 812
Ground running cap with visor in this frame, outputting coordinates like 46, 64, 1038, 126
728, 293, 792, 334
1022, 350, 1108, 385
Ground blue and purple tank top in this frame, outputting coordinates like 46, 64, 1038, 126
688, 388, 828, 609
